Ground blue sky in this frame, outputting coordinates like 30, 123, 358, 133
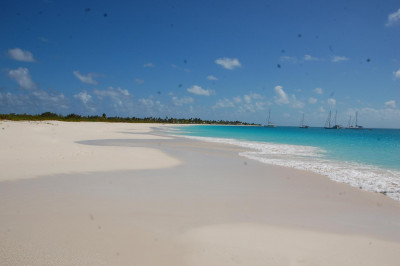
1, 0, 399, 128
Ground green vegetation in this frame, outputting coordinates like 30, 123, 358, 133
0, 112, 258, 125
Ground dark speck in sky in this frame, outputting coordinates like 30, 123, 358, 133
103, 13, 108, 17
281, 49, 285, 54
184, 59, 187, 64
277, 64, 281, 68
178, 84, 183, 88
329, 45, 334, 52
85, 8, 91, 13
298, 34, 302, 38
366, 58, 371, 63
157, 91, 161, 95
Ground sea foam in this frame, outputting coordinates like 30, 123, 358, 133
178, 135, 400, 202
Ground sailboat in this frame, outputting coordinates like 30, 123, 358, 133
299, 113, 309, 128
348, 111, 363, 129
265, 109, 277, 127
324, 110, 343, 129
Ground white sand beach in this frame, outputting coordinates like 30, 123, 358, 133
1, 120, 400, 265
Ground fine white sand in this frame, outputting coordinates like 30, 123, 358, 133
0, 121, 180, 181
1, 120, 400, 265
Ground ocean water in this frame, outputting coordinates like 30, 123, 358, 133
169, 125, 400, 202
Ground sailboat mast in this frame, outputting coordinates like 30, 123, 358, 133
329, 111, 331, 128
355, 111, 358, 127
268, 109, 271, 124
334, 111, 337, 126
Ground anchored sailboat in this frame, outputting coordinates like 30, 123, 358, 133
324, 110, 343, 129
299, 113, 309, 128
348, 111, 363, 129
265, 109, 277, 127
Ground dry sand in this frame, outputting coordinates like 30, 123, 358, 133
1, 120, 400, 265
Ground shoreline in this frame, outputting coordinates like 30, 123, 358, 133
169, 125, 400, 202
1, 121, 400, 265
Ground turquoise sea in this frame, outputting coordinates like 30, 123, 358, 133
170, 125, 400, 202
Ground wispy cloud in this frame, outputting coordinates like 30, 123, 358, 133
215, 58, 241, 70
393, 69, 400, 79
3, 68, 68, 113
304, 54, 320, 61
74, 91, 92, 105
213, 93, 266, 112
213, 98, 234, 108
291, 95, 304, 109
143, 62, 154, 68
73, 71, 99, 85
74, 91, 95, 112
187, 85, 214, 96
385, 100, 396, 108
314, 87, 323, 94
93, 86, 133, 114
135, 78, 144, 84
172, 96, 193, 106
207, 75, 218, 81
280, 56, 298, 63
309, 97, 317, 104
274, 85, 289, 104
7, 48, 36, 62
331, 55, 349, 63
8, 67, 37, 90
386, 8, 400, 27
328, 98, 336, 108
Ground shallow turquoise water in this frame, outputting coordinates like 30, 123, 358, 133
171, 125, 400, 201
175, 125, 400, 170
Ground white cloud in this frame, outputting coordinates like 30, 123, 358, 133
309, 97, 317, 104
143, 62, 154, 67
8, 48, 36, 62
74, 91, 92, 105
274, 85, 289, 104
386, 8, 400, 27
314, 87, 323, 94
0, 90, 67, 114
393, 69, 400, 79
73, 71, 98, 85
304, 54, 319, 61
331, 56, 349, 63
213, 98, 234, 108
8, 67, 36, 90
187, 85, 214, 96
385, 100, 396, 108
94, 87, 131, 99
93, 87, 133, 114
291, 95, 304, 109
328, 98, 336, 107
138, 97, 164, 113
233, 96, 242, 103
280, 56, 297, 63
320, 106, 326, 112
215, 58, 241, 70
172, 96, 193, 106
139, 98, 154, 107
207, 75, 218, 80
32, 90, 66, 105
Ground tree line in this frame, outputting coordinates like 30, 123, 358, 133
0, 112, 258, 125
